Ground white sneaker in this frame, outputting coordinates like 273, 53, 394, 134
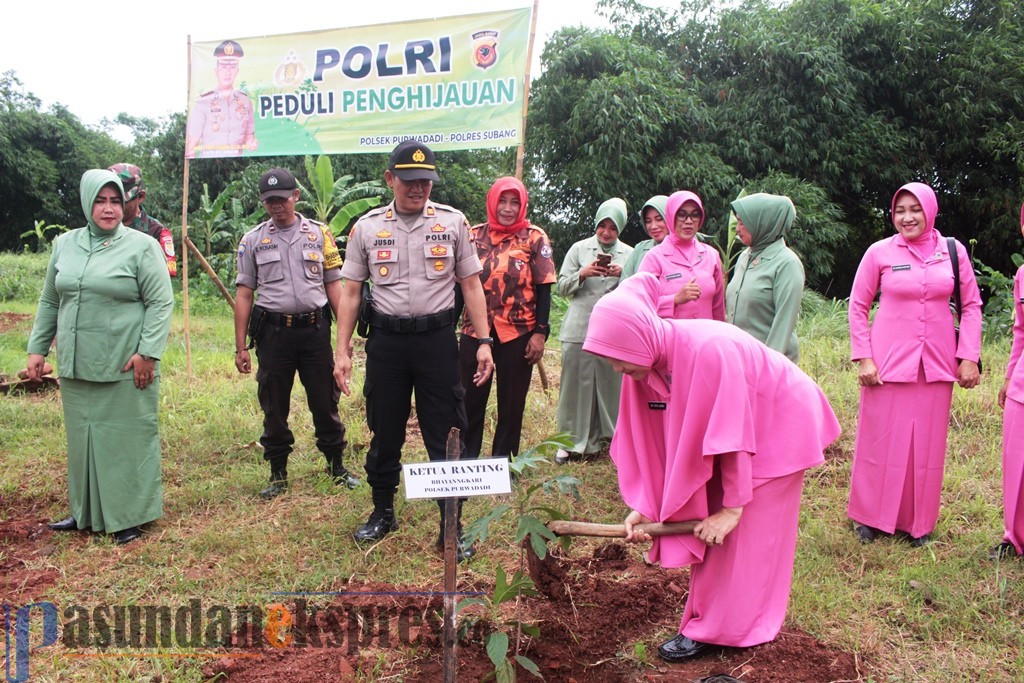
555, 449, 570, 465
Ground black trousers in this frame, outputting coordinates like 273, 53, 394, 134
363, 325, 469, 490
255, 319, 346, 465
459, 331, 534, 458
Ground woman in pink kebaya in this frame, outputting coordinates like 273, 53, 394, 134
847, 182, 982, 547
993, 203, 1024, 560
638, 190, 725, 321
583, 273, 840, 662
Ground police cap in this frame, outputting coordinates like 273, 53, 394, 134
259, 168, 298, 201
388, 140, 440, 182
214, 40, 244, 62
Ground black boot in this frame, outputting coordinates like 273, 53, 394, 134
326, 453, 361, 490
436, 500, 476, 563
354, 489, 398, 542
260, 463, 288, 500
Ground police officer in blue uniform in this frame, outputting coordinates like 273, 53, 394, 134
334, 141, 494, 560
235, 168, 359, 499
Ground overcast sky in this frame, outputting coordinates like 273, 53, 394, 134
2, 0, 665, 132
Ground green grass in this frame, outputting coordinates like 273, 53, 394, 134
2, 257, 1023, 681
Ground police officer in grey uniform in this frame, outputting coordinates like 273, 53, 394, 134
334, 141, 494, 560
235, 168, 359, 499
185, 39, 257, 159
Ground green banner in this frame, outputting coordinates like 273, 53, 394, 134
186, 8, 531, 159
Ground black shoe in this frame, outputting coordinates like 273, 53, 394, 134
353, 508, 397, 542
113, 527, 142, 545
327, 458, 361, 490
990, 541, 1019, 560
48, 516, 78, 531
854, 524, 877, 543
260, 470, 288, 500
657, 634, 717, 662
910, 533, 931, 548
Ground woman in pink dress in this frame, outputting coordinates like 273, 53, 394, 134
993, 203, 1024, 560
847, 182, 982, 547
638, 190, 725, 321
583, 273, 840, 662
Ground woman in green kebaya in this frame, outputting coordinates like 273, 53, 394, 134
725, 193, 805, 362
26, 169, 174, 546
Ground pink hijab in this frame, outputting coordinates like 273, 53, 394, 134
584, 274, 840, 567
663, 190, 705, 252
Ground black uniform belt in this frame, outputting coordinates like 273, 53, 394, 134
262, 307, 326, 328
369, 308, 456, 333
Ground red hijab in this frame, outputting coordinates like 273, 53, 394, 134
486, 176, 530, 238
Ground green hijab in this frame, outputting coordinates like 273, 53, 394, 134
640, 195, 669, 237
80, 169, 126, 238
731, 193, 795, 251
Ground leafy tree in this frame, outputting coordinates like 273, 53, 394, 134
527, 0, 1024, 292
0, 72, 127, 250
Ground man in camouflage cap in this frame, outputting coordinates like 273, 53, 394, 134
108, 163, 177, 276
185, 39, 257, 159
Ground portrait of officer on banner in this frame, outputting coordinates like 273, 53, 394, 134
186, 39, 258, 159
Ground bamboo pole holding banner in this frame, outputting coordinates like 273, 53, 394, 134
181, 36, 194, 377
516, 0, 548, 389
514, 0, 540, 181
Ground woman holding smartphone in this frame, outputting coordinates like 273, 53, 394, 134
554, 198, 633, 463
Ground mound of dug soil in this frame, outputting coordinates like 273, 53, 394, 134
202, 543, 864, 682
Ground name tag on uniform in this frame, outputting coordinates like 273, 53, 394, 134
892, 264, 911, 272
648, 401, 667, 411
665, 273, 683, 281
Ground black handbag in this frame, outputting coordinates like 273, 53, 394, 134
947, 237, 982, 373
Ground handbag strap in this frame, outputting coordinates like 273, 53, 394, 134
947, 237, 963, 322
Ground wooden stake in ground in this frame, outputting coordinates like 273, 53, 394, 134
443, 427, 460, 683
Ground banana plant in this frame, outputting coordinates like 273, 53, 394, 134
301, 155, 386, 245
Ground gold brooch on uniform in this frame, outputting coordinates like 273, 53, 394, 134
261, 238, 272, 244
430, 245, 448, 257
376, 230, 392, 239
310, 264, 320, 274
309, 252, 320, 261
433, 260, 445, 272
385, 209, 394, 219
426, 207, 435, 217
379, 266, 390, 277
430, 224, 446, 232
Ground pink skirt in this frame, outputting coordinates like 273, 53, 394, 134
847, 373, 953, 538
1002, 397, 1024, 552
680, 471, 804, 648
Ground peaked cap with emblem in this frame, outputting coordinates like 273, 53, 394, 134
214, 40, 244, 63
259, 168, 298, 201
388, 140, 440, 182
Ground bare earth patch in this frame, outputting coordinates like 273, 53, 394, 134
197, 543, 864, 682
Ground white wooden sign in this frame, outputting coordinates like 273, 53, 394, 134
403, 458, 512, 499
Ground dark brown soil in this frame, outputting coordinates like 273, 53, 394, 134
1, 496, 62, 604
196, 543, 865, 682
0, 467, 866, 682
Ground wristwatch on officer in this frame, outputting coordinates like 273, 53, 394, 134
477, 337, 495, 346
